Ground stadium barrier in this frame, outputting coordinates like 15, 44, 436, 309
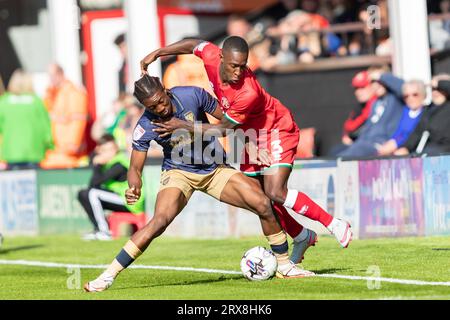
0, 155, 449, 239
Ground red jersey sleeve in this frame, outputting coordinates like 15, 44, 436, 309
224, 90, 258, 125
193, 41, 220, 63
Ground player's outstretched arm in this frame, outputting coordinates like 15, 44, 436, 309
140, 38, 203, 75
152, 105, 235, 138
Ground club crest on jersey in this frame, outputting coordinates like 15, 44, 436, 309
133, 124, 145, 141
221, 97, 230, 109
184, 112, 195, 123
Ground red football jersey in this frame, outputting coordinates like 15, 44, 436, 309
193, 41, 297, 135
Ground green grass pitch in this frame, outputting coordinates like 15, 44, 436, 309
0, 234, 449, 300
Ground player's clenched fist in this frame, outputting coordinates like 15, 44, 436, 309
125, 186, 141, 205
140, 53, 157, 76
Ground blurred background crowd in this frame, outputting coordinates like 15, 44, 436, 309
0, 0, 449, 170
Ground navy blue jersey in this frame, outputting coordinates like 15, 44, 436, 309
132, 86, 226, 174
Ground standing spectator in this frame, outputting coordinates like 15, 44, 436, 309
0, 69, 53, 169
395, 75, 450, 156
376, 80, 426, 156
226, 15, 265, 71
337, 71, 405, 158
163, 53, 213, 95
78, 134, 145, 241
328, 69, 377, 156
114, 33, 129, 96
41, 63, 88, 169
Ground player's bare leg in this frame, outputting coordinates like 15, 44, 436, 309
219, 172, 314, 278
251, 175, 317, 264
263, 166, 352, 249
84, 188, 187, 292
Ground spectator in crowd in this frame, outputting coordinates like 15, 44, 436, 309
0, 69, 53, 169
395, 75, 450, 156
429, 0, 450, 52
257, 0, 300, 25
347, 1, 391, 56
337, 70, 404, 158
225, 15, 268, 71
343, 70, 378, 142
78, 134, 145, 241
329, 70, 377, 156
162, 50, 213, 95
376, 80, 426, 156
91, 96, 127, 143
114, 33, 129, 96
41, 63, 88, 169
263, 10, 328, 67
110, 98, 144, 156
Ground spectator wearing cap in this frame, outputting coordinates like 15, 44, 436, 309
395, 75, 450, 156
328, 70, 376, 156
337, 70, 405, 158
343, 70, 377, 143
376, 80, 426, 156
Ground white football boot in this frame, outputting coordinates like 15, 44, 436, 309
290, 229, 317, 264
276, 261, 315, 279
84, 271, 115, 292
328, 218, 352, 248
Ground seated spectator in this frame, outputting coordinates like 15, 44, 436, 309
0, 69, 53, 170
343, 70, 377, 142
337, 71, 405, 158
264, 10, 329, 67
78, 134, 145, 241
376, 80, 426, 156
395, 75, 450, 156
348, 1, 391, 56
41, 63, 89, 169
226, 15, 270, 71
328, 68, 379, 156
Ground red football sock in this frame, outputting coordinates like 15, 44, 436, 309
284, 190, 333, 227
272, 202, 303, 238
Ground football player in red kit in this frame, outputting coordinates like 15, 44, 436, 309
141, 36, 352, 266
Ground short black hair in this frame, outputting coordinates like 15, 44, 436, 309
98, 133, 116, 145
222, 36, 249, 54
133, 74, 164, 104
114, 33, 126, 46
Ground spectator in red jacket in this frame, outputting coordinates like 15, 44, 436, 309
343, 70, 377, 143
328, 69, 376, 156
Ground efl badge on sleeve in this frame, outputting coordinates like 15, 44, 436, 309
133, 124, 146, 141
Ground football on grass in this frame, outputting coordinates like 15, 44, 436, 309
240, 246, 278, 281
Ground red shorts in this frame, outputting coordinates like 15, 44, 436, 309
240, 124, 300, 176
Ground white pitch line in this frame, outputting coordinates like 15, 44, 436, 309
1, 259, 450, 287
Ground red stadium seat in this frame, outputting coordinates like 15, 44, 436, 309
108, 212, 147, 239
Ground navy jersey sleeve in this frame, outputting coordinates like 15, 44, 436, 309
131, 114, 158, 152
194, 87, 218, 115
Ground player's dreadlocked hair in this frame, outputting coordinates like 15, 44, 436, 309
222, 36, 249, 54
134, 74, 164, 104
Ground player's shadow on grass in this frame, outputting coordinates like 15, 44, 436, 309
115, 275, 243, 290
311, 268, 351, 274
0, 244, 44, 254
